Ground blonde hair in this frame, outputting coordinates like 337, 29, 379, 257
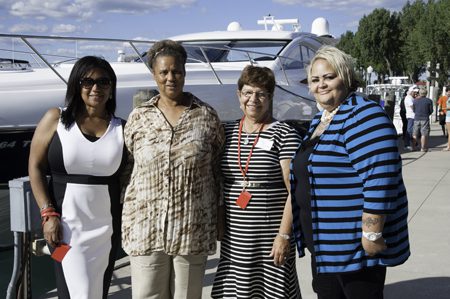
307, 45, 359, 92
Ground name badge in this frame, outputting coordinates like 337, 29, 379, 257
256, 137, 273, 151
236, 191, 252, 209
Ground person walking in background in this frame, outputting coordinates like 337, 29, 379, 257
437, 88, 449, 138
400, 90, 409, 148
291, 46, 410, 299
383, 91, 395, 121
443, 88, 450, 151
211, 65, 302, 298
404, 85, 418, 150
121, 40, 224, 299
29, 56, 126, 298
413, 88, 434, 152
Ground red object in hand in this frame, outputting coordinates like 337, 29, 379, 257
51, 244, 71, 262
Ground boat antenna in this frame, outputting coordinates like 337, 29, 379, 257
257, 15, 300, 32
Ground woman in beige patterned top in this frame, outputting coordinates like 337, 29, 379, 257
121, 40, 225, 299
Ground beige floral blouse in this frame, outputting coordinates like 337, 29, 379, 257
121, 92, 224, 256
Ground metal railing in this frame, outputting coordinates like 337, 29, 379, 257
0, 33, 304, 87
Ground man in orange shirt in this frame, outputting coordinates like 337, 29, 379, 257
438, 88, 449, 137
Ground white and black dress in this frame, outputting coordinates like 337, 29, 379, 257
47, 115, 125, 299
211, 120, 302, 299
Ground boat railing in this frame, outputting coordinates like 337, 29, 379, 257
0, 33, 157, 84
0, 33, 304, 87
182, 43, 296, 85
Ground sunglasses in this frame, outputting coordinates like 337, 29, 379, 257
79, 77, 112, 89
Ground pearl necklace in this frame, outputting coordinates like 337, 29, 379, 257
311, 105, 340, 140
320, 105, 340, 123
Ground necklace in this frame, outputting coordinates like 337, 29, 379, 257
237, 116, 264, 178
320, 105, 340, 123
242, 121, 261, 145
311, 105, 340, 140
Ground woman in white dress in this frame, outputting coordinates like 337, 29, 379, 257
29, 56, 126, 298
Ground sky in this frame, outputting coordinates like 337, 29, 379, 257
0, 0, 411, 39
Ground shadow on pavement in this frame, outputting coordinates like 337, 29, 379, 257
108, 275, 131, 299
385, 277, 450, 299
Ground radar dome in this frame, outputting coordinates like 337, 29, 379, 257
227, 22, 242, 31
311, 17, 330, 36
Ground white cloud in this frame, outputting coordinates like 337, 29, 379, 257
9, 0, 90, 19
272, 0, 405, 11
52, 24, 77, 33
95, 0, 197, 13
5, 0, 197, 19
9, 23, 48, 33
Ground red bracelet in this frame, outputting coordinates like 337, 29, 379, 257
40, 207, 56, 217
41, 208, 61, 227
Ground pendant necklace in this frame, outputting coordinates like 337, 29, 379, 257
243, 132, 250, 145
242, 121, 259, 145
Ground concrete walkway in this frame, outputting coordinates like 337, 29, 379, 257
35, 121, 450, 298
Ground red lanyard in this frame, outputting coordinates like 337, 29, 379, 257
237, 116, 264, 180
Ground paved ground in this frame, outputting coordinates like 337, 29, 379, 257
4, 121, 450, 298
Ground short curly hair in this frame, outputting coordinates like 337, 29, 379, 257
237, 65, 275, 95
147, 39, 187, 70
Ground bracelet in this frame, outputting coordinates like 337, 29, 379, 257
277, 233, 290, 240
40, 202, 54, 211
40, 207, 61, 227
40, 207, 56, 217
41, 211, 61, 227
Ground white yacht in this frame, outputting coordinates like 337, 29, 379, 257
366, 76, 413, 135
0, 16, 335, 183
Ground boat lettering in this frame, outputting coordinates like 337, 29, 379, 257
0, 141, 16, 149
0, 140, 31, 149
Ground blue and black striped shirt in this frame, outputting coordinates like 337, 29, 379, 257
291, 93, 410, 274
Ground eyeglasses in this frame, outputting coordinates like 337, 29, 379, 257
79, 77, 112, 89
240, 90, 271, 100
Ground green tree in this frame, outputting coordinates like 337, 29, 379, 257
398, 0, 426, 82
355, 8, 402, 82
419, 0, 450, 88
336, 31, 356, 57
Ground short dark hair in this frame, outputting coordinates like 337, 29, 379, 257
61, 56, 117, 128
237, 65, 276, 95
147, 39, 187, 70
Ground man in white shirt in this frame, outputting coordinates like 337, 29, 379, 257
404, 85, 418, 150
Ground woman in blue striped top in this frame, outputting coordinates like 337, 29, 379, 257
291, 46, 410, 299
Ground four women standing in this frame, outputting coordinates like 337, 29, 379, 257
30, 42, 411, 298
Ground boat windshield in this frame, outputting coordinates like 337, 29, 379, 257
180, 40, 288, 63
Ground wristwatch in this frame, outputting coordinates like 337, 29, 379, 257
362, 231, 382, 241
278, 233, 290, 240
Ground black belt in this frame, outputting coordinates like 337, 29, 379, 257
224, 180, 286, 189
52, 173, 116, 185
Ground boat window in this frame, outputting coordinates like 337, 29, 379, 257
300, 46, 315, 64
181, 40, 288, 63
281, 45, 315, 70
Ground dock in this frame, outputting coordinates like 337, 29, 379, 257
2, 121, 450, 298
